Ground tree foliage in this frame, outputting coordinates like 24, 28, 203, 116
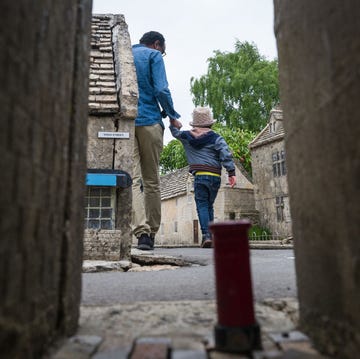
160, 125, 256, 175
160, 139, 187, 175
212, 124, 256, 174
190, 40, 279, 132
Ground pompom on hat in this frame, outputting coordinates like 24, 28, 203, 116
190, 107, 216, 127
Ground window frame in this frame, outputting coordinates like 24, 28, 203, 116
272, 150, 287, 177
275, 195, 285, 222
84, 186, 116, 230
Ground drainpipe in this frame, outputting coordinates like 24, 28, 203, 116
210, 220, 262, 354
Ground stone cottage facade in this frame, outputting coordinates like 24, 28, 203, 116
84, 14, 138, 260
156, 161, 258, 246
249, 107, 292, 238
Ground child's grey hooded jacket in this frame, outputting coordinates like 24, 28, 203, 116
169, 125, 236, 176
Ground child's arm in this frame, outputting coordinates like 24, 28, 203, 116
169, 119, 183, 139
170, 118, 182, 129
215, 136, 237, 188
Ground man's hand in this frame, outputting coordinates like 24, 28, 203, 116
170, 118, 182, 129
228, 176, 236, 188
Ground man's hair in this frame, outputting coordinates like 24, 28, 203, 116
139, 31, 165, 46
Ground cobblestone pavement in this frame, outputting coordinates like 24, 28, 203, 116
48, 298, 328, 359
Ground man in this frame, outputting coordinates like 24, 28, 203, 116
132, 31, 182, 250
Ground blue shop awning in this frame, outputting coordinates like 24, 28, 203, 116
86, 169, 132, 188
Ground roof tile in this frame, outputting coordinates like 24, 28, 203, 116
89, 15, 118, 113
249, 109, 285, 149
160, 167, 191, 200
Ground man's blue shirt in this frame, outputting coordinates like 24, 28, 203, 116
132, 44, 180, 127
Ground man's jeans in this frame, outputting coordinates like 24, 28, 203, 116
194, 175, 221, 239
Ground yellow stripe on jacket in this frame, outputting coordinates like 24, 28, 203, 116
195, 171, 221, 177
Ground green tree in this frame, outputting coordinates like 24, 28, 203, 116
160, 139, 187, 175
160, 125, 256, 175
212, 124, 256, 174
190, 40, 279, 132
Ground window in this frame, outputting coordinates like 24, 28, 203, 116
229, 212, 236, 220
272, 150, 286, 177
275, 196, 284, 222
280, 150, 287, 175
84, 186, 115, 229
174, 221, 178, 233
269, 121, 276, 133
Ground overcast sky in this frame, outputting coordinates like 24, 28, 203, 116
92, 0, 278, 143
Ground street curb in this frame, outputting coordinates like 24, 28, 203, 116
137, 241, 293, 250
249, 243, 293, 249
83, 244, 293, 273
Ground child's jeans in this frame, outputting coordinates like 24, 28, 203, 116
194, 175, 221, 240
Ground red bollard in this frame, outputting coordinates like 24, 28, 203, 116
209, 220, 262, 354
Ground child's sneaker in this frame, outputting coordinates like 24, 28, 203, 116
201, 234, 212, 248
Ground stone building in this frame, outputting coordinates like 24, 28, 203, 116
84, 14, 138, 260
249, 107, 292, 238
2, 2, 359, 359
0, 0, 92, 357
275, 1, 360, 356
156, 161, 258, 245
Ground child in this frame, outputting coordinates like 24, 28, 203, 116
169, 107, 236, 248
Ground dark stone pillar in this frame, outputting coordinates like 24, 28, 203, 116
0, 0, 92, 357
274, 1, 360, 357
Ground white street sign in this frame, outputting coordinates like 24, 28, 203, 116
98, 131, 130, 139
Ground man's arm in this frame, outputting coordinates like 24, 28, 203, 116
151, 53, 181, 120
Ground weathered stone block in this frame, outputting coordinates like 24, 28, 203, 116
274, 0, 360, 357
87, 116, 116, 169
83, 230, 126, 261
0, 0, 92, 357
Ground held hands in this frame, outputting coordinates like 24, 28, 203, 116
228, 176, 236, 188
170, 118, 182, 129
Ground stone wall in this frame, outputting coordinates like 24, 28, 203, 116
274, 0, 360, 357
158, 192, 197, 246
86, 113, 135, 260
87, 114, 135, 170
86, 15, 137, 261
251, 140, 291, 237
223, 188, 257, 217
0, 1, 92, 357
158, 163, 258, 246
84, 230, 124, 261
159, 182, 258, 246
87, 116, 116, 169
